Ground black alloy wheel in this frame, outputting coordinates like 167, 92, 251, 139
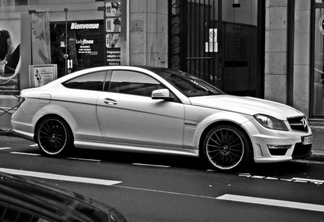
36, 117, 73, 156
202, 125, 251, 171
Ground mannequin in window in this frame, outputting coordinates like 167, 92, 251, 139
0, 29, 19, 74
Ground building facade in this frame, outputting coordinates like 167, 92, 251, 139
0, 0, 322, 121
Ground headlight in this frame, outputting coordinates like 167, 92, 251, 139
254, 114, 288, 131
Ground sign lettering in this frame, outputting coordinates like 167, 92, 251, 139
71, 23, 99, 30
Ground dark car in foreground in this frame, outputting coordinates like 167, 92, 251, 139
0, 172, 127, 222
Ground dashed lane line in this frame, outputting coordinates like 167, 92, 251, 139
0, 147, 11, 150
132, 163, 170, 168
11, 152, 40, 156
67, 157, 101, 162
8, 151, 101, 162
0, 167, 122, 186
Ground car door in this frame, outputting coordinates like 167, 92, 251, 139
61, 70, 107, 142
96, 70, 185, 150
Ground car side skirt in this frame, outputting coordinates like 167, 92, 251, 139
74, 141, 199, 157
12, 130, 34, 142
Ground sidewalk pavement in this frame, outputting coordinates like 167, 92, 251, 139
1, 111, 324, 162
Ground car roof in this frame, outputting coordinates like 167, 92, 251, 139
0, 172, 111, 222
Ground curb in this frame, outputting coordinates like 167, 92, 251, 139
306, 151, 324, 162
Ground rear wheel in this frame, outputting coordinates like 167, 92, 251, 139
36, 117, 73, 156
202, 125, 251, 171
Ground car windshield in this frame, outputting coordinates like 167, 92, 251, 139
149, 68, 225, 97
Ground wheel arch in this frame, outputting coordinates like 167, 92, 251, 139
199, 121, 252, 151
34, 114, 75, 156
195, 113, 254, 159
33, 113, 76, 142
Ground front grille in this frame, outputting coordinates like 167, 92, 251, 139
292, 143, 312, 159
287, 116, 308, 132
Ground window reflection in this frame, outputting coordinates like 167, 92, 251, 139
109, 71, 163, 97
314, 9, 324, 115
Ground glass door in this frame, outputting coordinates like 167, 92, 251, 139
220, 0, 258, 96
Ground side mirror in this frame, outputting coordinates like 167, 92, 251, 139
151, 89, 172, 100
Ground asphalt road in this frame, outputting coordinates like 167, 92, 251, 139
1, 136, 324, 221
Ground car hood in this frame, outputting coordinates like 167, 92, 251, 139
189, 95, 304, 119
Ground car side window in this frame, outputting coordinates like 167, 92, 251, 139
62, 71, 107, 91
109, 70, 163, 97
0, 204, 50, 222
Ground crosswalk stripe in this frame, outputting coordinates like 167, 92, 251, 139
0, 167, 121, 186
217, 194, 324, 213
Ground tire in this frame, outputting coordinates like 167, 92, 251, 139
35, 116, 73, 156
202, 124, 251, 171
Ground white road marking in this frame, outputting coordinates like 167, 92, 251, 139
67, 157, 101, 162
217, 194, 324, 213
250, 175, 265, 179
206, 169, 216, 172
0, 147, 11, 150
29, 144, 38, 147
0, 167, 323, 212
132, 163, 170, 168
239, 173, 324, 185
292, 177, 324, 185
115, 185, 217, 199
264, 177, 278, 180
113, 187, 324, 213
0, 167, 122, 186
11, 152, 40, 156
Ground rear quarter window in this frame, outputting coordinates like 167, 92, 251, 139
62, 71, 107, 91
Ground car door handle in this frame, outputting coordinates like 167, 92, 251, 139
104, 98, 117, 105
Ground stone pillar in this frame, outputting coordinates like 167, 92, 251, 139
128, 0, 168, 67
264, 0, 288, 104
293, 0, 311, 116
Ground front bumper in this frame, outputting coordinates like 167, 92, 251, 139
242, 120, 313, 163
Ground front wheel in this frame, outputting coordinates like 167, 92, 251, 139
35, 117, 73, 156
202, 125, 251, 171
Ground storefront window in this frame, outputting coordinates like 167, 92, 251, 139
313, 8, 324, 116
173, 0, 259, 96
50, 20, 104, 77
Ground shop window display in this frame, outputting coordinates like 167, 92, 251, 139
50, 20, 104, 77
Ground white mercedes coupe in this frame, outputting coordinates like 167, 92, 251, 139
11, 66, 313, 171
